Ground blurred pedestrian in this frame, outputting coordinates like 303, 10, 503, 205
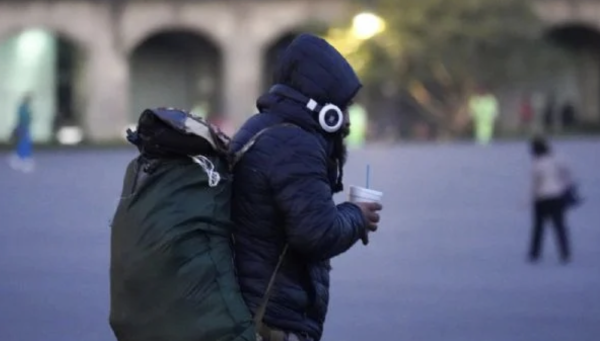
469, 88, 499, 145
560, 102, 577, 129
346, 102, 367, 148
8, 94, 35, 173
528, 136, 573, 263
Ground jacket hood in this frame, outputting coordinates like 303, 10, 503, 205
257, 33, 362, 132
273, 33, 362, 108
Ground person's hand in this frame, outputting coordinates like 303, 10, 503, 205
354, 202, 382, 245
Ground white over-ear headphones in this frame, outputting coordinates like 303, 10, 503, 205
306, 99, 344, 133
270, 85, 344, 134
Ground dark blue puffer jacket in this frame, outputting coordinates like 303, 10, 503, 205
229, 34, 367, 340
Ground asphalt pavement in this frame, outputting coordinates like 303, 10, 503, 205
1, 139, 599, 341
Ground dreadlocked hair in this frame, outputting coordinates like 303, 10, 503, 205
333, 158, 344, 193
331, 132, 347, 194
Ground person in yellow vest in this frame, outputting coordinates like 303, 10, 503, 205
346, 103, 368, 149
469, 89, 499, 145
191, 101, 209, 119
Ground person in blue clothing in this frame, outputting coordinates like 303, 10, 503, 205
8, 94, 35, 172
229, 34, 383, 341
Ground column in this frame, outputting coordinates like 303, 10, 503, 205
82, 45, 130, 142
578, 49, 600, 125
222, 36, 263, 130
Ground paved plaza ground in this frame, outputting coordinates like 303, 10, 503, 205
1, 139, 599, 341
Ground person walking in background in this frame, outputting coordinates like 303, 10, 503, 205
8, 94, 35, 173
528, 136, 573, 264
469, 88, 499, 145
346, 102, 368, 148
560, 101, 577, 129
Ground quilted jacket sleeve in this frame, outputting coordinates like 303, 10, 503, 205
267, 129, 366, 261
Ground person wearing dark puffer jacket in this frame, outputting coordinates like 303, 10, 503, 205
229, 34, 383, 341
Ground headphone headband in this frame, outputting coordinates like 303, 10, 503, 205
269, 84, 344, 133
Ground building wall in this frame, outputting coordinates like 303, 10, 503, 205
0, 0, 598, 142
0, 30, 57, 142
533, 0, 600, 126
0, 0, 350, 142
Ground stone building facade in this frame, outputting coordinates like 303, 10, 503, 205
0, 0, 598, 142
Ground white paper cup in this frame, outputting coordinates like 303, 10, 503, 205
349, 185, 383, 203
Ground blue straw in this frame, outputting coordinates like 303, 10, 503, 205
366, 164, 371, 189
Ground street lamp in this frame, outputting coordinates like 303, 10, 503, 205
351, 12, 386, 40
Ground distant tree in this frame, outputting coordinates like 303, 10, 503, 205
326, 0, 572, 137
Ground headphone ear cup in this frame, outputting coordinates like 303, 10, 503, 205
318, 104, 344, 133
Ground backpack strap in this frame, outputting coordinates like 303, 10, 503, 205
254, 244, 289, 331
230, 123, 298, 170
229, 123, 298, 332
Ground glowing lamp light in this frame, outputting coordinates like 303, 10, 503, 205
351, 12, 386, 40
16, 29, 51, 66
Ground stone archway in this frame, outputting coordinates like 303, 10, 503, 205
262, 32, 298, 92
544, 24, 600, 128
128, 30, 223, 123
0, 28, 87, 143
261, 24, 331, 92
